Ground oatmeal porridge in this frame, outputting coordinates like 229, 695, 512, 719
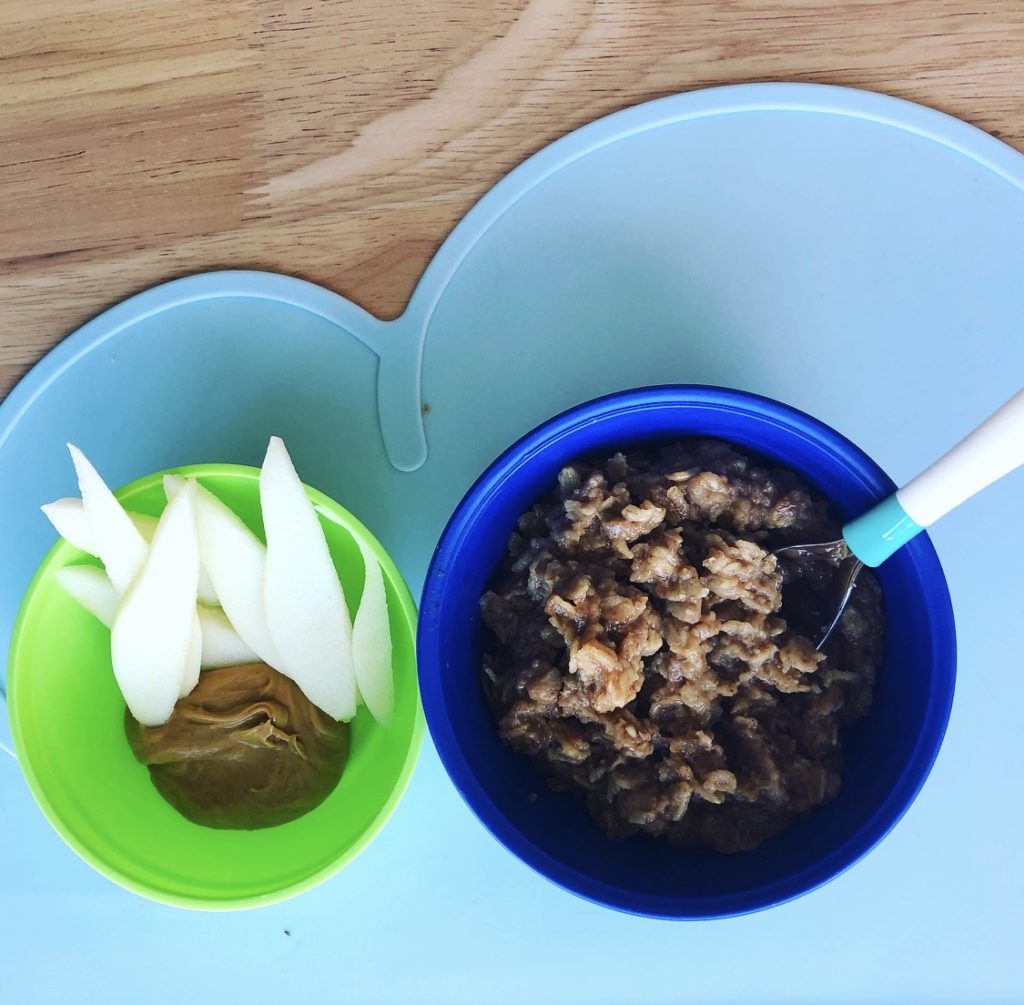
480, 439, 884, 852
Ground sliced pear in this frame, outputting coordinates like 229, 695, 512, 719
59, 559, 196, 688
164, 475, 218, 606
260, 436, 356, 721
68, 444, 148, 595
58, 560, 253, 676
44, 498, 158, 561
111, 480, 200, 726
194, 482, 279, 665
197, 605, 259, 669
351, 540, 394, 727
41, 498, 96, 553
196, 568, 218, 608
181, 613, 202, 698
56, 565, 118, 627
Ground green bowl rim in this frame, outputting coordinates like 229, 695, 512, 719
7, 462, 424, 911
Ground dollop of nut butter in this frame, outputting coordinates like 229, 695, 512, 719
126, 663, 349, 829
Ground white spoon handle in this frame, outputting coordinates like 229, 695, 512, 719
844, 386, 1024, 567
898, 386, 1024, 527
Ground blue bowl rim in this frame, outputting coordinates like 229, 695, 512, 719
417, 384, 957, 919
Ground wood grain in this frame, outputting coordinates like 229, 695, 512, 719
1, 0, 1022, 396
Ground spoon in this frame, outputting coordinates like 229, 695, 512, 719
775, 386, 1024, 649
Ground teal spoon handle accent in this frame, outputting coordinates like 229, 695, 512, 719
843, 386, 1024, 567
843, 496, 921, 567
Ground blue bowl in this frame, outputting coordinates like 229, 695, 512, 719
417, 385, 956, 918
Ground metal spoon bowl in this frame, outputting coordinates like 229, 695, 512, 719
773, 540, 863, 650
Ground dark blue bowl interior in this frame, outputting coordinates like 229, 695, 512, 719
418, 386, 956, 918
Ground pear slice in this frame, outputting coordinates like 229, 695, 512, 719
55, 565, 118, 627
181, 613, 202, 698
68, 445, 148, 595
41, 498, 97, 553
194, 482, 279, 665
111, 480, 200, 726
164, 475, 219, 606
57, 562, 254, 676
260, 436, 356, 721
351, 540, 394, 727
197, 605, 259, 669
44, 498, 160, 562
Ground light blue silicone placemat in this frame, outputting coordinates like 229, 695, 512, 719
2, 84, 1023, 1003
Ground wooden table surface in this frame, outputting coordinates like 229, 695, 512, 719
2, 0, 1022, 398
